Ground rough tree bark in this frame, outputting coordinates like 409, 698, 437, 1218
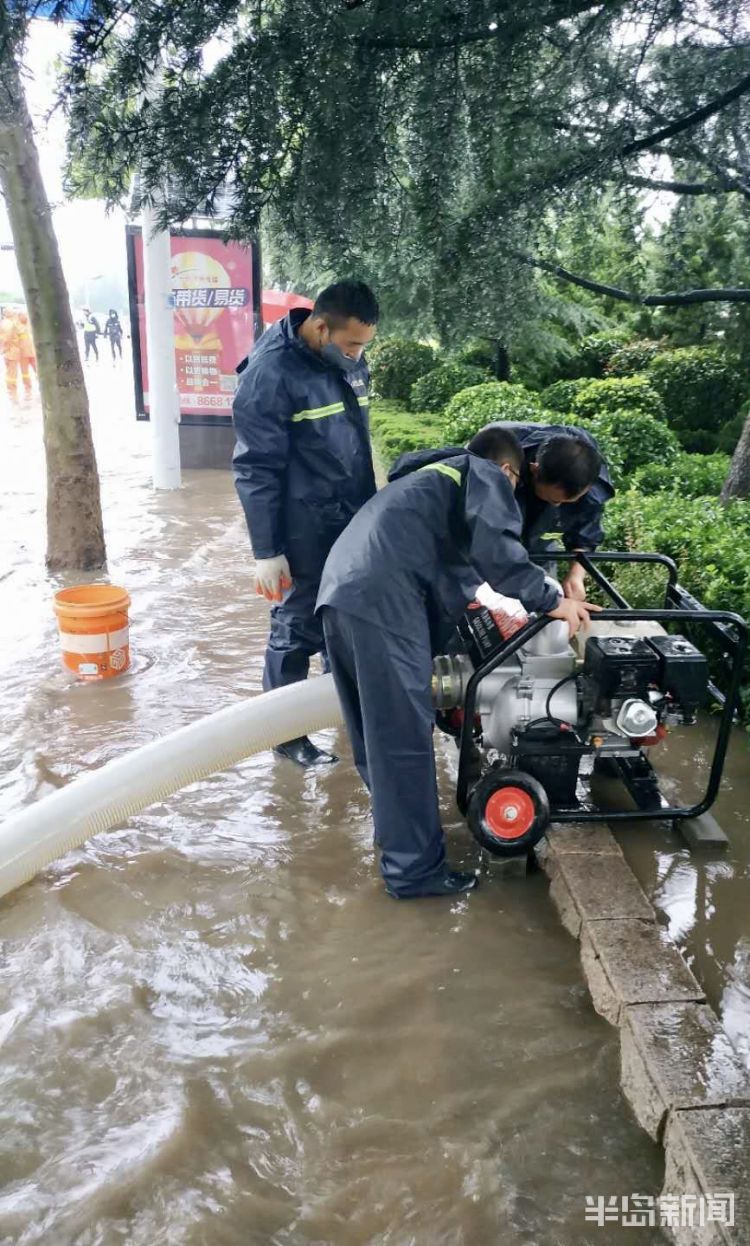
0, 37, 106, 571
720, 411, 750, 502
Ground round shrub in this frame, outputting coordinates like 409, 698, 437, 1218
561, 330, 631, 380
605, 339, 668, 376
630, 452, 731, 498
587, 410, 679, 485
602, 491, 750, 621
717, 409, 747, 454
409, 363, 490, 413
647, 347, 744, 449
369, 338, 438, 402
443, 382, 544, 443
572, 374, 666, 423
455, 339, 497, 372
540, 378, 593, 415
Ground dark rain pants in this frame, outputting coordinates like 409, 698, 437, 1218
321, 605, 446, 895
263, 571, 330, 690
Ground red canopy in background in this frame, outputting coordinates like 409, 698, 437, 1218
262, 289, 314, 327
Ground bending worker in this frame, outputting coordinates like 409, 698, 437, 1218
317, 425, 600, 900
233, 280, 379, 767
390, 422, 614, 601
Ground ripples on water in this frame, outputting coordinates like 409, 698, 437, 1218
0, 376, 667, 1243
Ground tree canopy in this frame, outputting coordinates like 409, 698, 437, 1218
46, 0, 750, 345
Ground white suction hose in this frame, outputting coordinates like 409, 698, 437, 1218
0, 675, 343, 901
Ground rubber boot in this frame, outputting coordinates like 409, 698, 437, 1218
273, 736, 339, 768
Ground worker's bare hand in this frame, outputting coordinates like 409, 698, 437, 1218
547, 597, 602, 637
255, 554, 293, 603
561, 567, 587, 601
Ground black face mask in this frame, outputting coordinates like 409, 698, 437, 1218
320, 341, 361, 373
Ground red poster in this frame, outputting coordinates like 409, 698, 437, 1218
127, 228, 260, 421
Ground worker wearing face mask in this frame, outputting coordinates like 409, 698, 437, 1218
233, 280, 379, 767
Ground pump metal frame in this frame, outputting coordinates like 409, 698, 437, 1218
455, 551, 747, 823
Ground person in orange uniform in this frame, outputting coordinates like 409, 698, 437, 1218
0, 308, 21, 401
14, 311, 36, 399
0, 307, 35, 402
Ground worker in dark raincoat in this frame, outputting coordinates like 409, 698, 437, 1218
317, 426, 599, 899
233, 281, 379, 767
391, 423, 615, 602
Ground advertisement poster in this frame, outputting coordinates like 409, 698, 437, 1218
126, 228, 261, 424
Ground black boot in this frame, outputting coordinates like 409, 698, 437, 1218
273, 736, 339, 767
386, 870, 479, 899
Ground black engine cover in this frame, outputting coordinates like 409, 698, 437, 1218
583, 634, 660, 703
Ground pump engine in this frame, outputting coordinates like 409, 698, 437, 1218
432, 594, 714, 858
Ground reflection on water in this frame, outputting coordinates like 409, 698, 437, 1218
609, 721, 750, 1074
0, 375, 666, 1243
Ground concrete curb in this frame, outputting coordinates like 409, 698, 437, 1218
536, 824, 750, 1245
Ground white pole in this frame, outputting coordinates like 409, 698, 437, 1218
142, 201, 181, 489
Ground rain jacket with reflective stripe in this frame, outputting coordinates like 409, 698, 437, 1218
232, 309, 376, 562
317, 453, 560, 647
389, 422, 615, 553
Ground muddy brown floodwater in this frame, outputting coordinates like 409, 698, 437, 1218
9, 363, 745, 1244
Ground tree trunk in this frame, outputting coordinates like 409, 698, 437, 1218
0, 41, 106, 571
720, 409, 750, 502
494, 340, 511, 381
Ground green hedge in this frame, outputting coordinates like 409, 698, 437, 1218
585, 411, 679, 486
454, 339, 498, 372
369, 400, 445, 467
561, 330, 631, 380
443, 382, 545, 443
647, 347, 744, 452
603, 490, 750, 621
604, 339, 667, 376
368, 338, 438, 403
409, 363, 489, 413
717, 410, 747, 454
540, 378, 592, 415
630, 452, 731, 498
572, 374, 666, 423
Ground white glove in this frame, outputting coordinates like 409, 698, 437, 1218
473, 582, 529, 639
474, 582, 528, 620
255, 554, 292, 603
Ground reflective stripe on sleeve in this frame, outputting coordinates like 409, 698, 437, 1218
291, 402, 346, 422
418, 462, 462, 487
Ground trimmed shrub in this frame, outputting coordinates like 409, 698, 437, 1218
369, 338, 438, 403
630, 452, 731, 498
455, 339, 497, 372
409, 363, 490, 413
717, 404, 748, 454
603, 490, 750, 620
586, 410, 679, 485
369, 401, 445, 467
605, 339, 668, 376
541, 378, 597, 415
647, 347, 744, 451
572, 374, 666, 423
443, 382, 544, 443
561, 330, 631, 380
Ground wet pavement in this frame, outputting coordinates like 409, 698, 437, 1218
3, 358, 740, 1243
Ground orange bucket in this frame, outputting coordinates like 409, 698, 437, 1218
53, 584, 131, 680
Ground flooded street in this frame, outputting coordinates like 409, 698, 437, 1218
1, 361, 723, 1245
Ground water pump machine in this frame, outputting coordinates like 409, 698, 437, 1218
432, 552, 747, 858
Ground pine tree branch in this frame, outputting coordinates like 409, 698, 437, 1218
357, 0, 602, 51
619, 70, 750, 157
623, 173, 739, 195
515, 252, 750, 305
